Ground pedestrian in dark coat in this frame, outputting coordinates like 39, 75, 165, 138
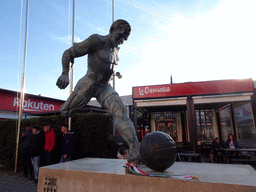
60, 124, 74, 163
22, 123, 33, 179
30, 125, 44, 183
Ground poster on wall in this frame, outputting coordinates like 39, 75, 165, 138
155, 114, 177, 141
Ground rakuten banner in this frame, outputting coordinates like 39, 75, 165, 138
0, 91, 63, 113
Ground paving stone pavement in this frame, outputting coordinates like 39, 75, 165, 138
0, 169, 37, 192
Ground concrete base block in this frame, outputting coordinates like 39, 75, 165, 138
38, 158, 256, 192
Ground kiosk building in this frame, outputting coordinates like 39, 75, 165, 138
132, 78, 256, 151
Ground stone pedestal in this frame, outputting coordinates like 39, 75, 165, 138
38, 158, 256, 192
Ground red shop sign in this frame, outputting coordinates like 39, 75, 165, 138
133, 79, 254, 99
0, 91, 64, 113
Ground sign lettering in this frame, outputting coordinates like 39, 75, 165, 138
13, 97, 54, 112
139, 86, 171, 96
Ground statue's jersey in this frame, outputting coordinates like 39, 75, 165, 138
60, 34, 120, 113
71, 34, 120, 84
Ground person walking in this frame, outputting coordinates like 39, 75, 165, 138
30, 125, 44, 184
60, 124, 74, 163
22, 123, 34, 180
43, 123, 56, 166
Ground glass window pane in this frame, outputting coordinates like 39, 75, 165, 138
205, 112, 214, 141
234, 102, 256, 148
200, 111, 206, 140
219, 106, 233, 141
196, 110, 214, 141
196, 111, 202, 141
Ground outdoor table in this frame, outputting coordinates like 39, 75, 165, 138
223, 148, 256, 155
223, 148, 256, 164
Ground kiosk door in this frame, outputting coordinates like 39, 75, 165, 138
219, 105, 234, 141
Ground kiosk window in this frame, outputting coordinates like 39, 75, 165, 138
233, 102, 256, 147
219, 106, 233, 141
196, 110, 214, 141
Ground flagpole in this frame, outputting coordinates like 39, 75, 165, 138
112, 0, 114, 23
68, 0, 75, 131
15, 0, 29, 173
112, 0, 116, 135
112, 0, 116, 91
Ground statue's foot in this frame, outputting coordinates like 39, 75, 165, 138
127, 145, 141, 165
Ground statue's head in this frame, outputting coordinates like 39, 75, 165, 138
110, 19, 131, 36
109, 19, 131, 47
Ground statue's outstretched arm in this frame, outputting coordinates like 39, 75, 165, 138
56, 34, 102, 89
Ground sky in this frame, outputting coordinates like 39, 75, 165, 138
1, 0, 256, 101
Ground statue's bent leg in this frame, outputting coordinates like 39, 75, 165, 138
97, 88, 140, 164
60, 76, 94, 117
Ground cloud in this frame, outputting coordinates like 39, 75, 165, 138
49, 34, 82, 45
115, 0, 256, 96
96, 27, 108, 34
48, 0, 256, 97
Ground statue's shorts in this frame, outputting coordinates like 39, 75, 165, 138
60, 76, 128, 119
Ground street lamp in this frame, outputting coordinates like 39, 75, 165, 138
112, 71, 122, 91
